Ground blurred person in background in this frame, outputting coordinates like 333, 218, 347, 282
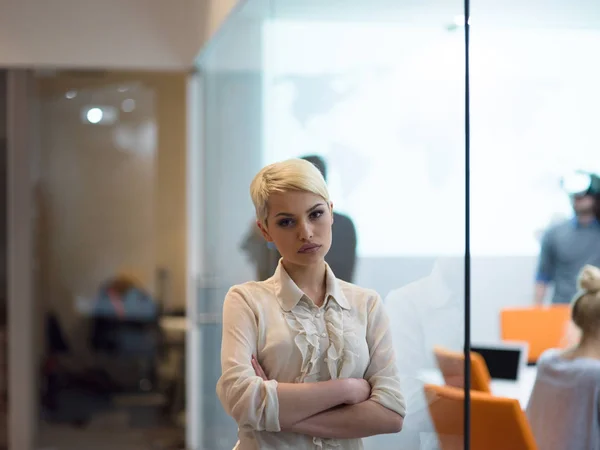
92, 269, 157, 321
383, 257, 464, 450
527, 264, 600, 450
534, 171, 600, 305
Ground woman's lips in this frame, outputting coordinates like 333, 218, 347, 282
298, 244, 321, 253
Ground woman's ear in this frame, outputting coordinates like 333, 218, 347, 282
330, 201, 334, 224
257, 220, 273, 242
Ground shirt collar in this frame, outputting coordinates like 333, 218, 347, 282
426, 261, 455, 309
572, 216, 600, 228
273, 259, 350, 312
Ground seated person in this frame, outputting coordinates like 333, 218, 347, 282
92, 272, 157, 321
91, 271, 158, 355
526, 264, 600, 450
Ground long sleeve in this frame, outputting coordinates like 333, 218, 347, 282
384, 290, 430, 414
536, 229, 555, 283
216, 287, 281, 432
364, 294, 407, 418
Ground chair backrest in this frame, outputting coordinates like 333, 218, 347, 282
434, 346, 492, 393
500, 306, 571, 363
424, 384, 538, 450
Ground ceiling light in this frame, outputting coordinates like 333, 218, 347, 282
121, 99, 136, 113
86, 108, 103, 124
453, 15, 471, 26
65, 90, 77, 99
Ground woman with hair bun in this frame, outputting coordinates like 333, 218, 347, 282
527, 264, 600, 450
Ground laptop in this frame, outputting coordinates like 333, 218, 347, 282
471, 341, 529, 381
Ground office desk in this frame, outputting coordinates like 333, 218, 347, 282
160, 316, 187, 341
158, 316, 187, 425
419, 366, 537, 409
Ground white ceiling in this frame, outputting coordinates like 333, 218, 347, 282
197, 0, 600, 71
261, 0, 600, 29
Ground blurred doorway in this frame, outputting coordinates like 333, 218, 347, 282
8, 70, 188, 450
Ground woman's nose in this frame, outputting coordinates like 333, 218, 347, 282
298, 220, 313, 240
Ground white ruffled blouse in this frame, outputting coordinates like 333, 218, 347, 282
216, 261, 406, 450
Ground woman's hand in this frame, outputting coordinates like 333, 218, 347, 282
343, 378, 371, 405
252, 355, 268, 380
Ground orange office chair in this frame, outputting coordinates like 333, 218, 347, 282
500, 305, 571, 363
424, 384, 538, 450
434, 346, 492, 393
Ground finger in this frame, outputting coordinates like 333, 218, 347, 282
251, 356, 266, 379
251, 358, 260, 374
253, 357, 268, 380
257, 363, 267, 380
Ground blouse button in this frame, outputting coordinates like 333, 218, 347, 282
315, 312, 321, 318
320, 332, 327, 338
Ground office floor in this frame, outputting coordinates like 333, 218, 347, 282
37, 415, 184, 450
37, 392, 184, 450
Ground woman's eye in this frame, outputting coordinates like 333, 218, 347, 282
277, 218, 294, 228
310, 209, 325, 220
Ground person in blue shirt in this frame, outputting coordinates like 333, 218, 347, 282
92, 272, 157, 321
535, 172, 600, 304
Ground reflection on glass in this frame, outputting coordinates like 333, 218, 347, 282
264, 15, 465, 450
195, 1, 466, 449
472, 5, 600, 450
264, 21, 466, 258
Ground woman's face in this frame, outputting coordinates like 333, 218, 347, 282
258, 190, 333, 267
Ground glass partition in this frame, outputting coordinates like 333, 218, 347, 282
0, 70, 7, 449
193, 1, 467, 449
191, 2, 271, 448
192, 1, 600, 449
471, 3, 600, 450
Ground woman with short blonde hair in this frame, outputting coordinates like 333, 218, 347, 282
217, 158, 405, 449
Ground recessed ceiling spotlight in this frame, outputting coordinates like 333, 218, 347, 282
447, 15, 471, 31
121, 99, 136, 113
86, 108, 103, 124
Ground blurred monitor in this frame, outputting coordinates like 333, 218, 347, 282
471, 341, 529, 381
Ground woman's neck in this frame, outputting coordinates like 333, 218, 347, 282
282, 259, 327, 306
567, 334, 600, 360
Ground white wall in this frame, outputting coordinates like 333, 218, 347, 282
0, 0, 241, 70
34, 72, 189, 357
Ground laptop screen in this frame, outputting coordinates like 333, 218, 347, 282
471, 345, 525, 381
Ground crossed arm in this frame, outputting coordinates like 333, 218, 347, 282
216, 288, 405, 438
252, 356, 403, 439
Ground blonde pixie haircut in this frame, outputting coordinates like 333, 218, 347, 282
250, 158, 331, 225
